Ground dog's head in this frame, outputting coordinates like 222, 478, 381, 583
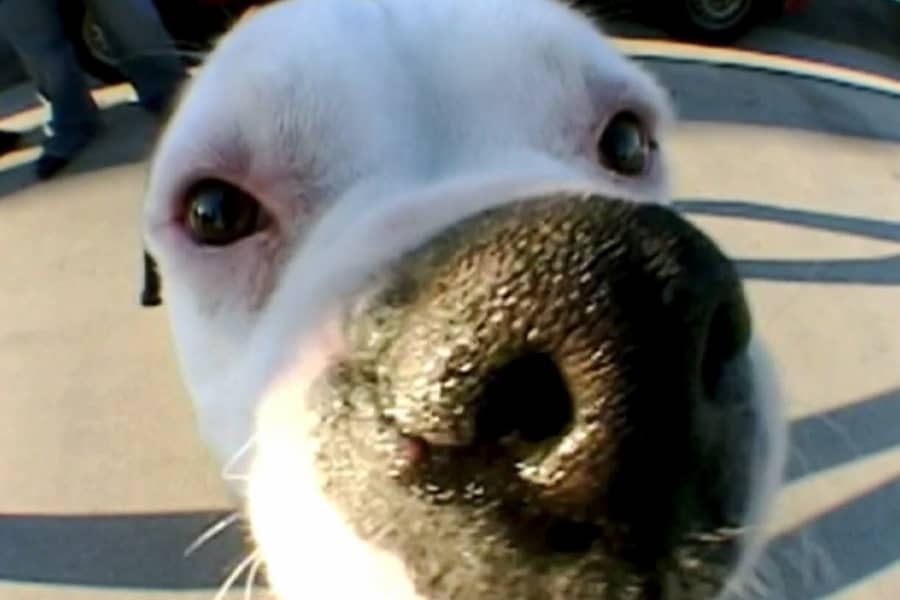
144, 0, 786, 598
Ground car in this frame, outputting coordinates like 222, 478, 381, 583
656, 0, 810, 43
579, 0, 810, 44
62, 0, 809, 85
60, 0, 273, 84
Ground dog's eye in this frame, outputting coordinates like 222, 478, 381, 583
597, 111, 652, 176
184, 179, 264, 246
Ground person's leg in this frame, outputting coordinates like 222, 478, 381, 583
83, 0, 182, 298
0, 130, 23, 155
0, 0, 100, 159
86, 0, 187, 115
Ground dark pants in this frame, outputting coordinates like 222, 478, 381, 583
0, 0, 186, 156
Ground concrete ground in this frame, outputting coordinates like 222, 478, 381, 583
1, 21, 899, 600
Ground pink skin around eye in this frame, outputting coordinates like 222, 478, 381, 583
145, 136, 319, 311
400, 435, 429, 466
148, 123, 317, 252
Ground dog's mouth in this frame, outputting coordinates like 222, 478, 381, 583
306, 194, 769, 599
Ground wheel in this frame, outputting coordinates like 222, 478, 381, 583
78, 11, 127, 82
59, 3, 127, 84
675, 0, 762, 44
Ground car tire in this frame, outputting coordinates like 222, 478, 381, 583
59, 3, 127, 84
672, 0, 764, 44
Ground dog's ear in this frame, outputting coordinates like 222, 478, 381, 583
139, 251, 163, 308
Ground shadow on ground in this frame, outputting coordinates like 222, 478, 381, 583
0, 102, 159, 200
676, 199, 900, 285
2, 389, 898, 596
0, 510, 250, 590
762, 390, 900, 598
648, 60, 900, 142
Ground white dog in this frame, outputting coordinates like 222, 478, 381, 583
143, 0, 787, 598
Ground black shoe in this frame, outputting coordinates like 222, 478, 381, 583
35, 153, 74, 180
0, 130, 22, 156
36, 120, 102, 180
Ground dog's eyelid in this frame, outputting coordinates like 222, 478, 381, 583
606, 100, 660, 143
585, 71, 667, 143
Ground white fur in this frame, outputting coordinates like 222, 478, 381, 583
722, 339, 788, 600
143, 0, 786, 598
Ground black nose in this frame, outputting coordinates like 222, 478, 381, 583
368, 193, 753, 562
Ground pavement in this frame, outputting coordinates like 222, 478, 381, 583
1, 16, 899, 600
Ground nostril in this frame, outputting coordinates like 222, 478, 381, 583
701, 294, 752, 400
543, 519, 602, 554
473, 352, 574, 444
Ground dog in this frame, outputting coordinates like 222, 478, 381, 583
142, 0, 788, 598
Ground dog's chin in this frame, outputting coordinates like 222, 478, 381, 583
247, 341, 782, 600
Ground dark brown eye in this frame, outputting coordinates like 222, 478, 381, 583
185, 179, 264, 246
597, 111, 651, 176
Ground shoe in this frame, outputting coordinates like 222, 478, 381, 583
35, 153, 75, 180
36, 120, 102, 180
0, 130, 22, 156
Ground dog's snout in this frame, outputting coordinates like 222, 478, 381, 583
351, 193, 753, 558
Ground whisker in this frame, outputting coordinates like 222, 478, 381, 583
814, 413, 863, 459
746, 552, 785, 600
685, 526, 746, 544
790, 441, 813, 477
214, 549, 262, 600
756, 528, 837, 599
185, 511, 242, 557
736, 564, 771, 600
244, 552, 265, 600
222, 435, 257, 482
744, 570, 769, 600
796, 528, 839, 591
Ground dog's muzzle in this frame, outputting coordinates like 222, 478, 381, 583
322, 193, 760, 581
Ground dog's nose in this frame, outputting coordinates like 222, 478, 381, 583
360, 193, 751, 561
